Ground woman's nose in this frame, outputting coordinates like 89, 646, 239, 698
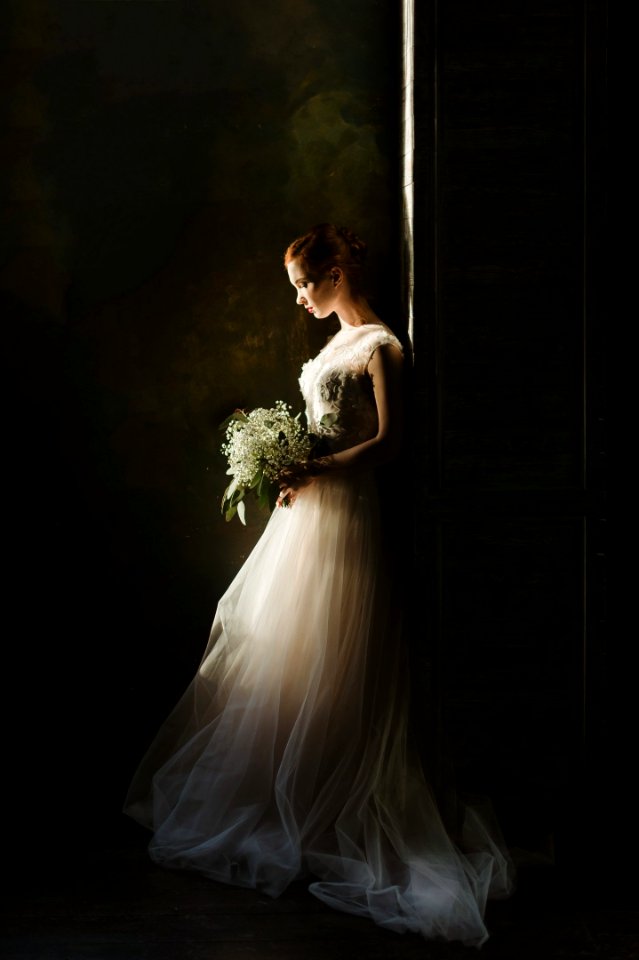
296, 291, 305, 304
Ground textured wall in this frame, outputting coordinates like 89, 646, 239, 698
3, 0, 401, 844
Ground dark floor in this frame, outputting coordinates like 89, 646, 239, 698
2, 827, 637, 960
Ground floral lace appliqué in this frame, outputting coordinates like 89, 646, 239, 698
299, 325, 402, 453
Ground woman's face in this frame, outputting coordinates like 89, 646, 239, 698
286, 257, 336, 319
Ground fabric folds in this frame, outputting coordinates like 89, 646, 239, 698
124, 469, 513, 947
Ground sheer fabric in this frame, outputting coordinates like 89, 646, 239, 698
124, 323, 513, 946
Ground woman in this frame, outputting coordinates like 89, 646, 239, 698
124, 224, 513, 946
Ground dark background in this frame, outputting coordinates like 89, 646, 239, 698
3, 0, 612, 895
3, 0, 402, 862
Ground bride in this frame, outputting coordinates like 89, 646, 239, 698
124, 223, 513, 946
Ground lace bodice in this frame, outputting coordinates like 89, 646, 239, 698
299, 323, 403, 453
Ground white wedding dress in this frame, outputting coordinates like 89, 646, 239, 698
124, 322, 514, 946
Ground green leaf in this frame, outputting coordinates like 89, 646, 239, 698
224, 504, 237, 522
219, 409, 249, 431
268, 483, 279, 512
258, 479, 277, 513
230, 486, 246, 508
221, 479, 239, 512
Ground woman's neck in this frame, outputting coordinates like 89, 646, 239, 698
335, 297, 380, 330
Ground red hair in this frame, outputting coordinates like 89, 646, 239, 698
284, 223, 367, 291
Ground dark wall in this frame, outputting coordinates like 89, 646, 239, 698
410, 0, 609, 887
3, 0, 401, 854
4, 1, 611, 892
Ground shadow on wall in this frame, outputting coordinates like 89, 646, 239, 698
3, 0, 402, 836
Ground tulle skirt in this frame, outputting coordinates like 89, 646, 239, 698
124, 470, 514, 947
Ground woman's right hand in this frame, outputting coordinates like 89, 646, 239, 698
276, 458, 331, 508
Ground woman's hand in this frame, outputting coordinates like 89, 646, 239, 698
276, 464, 313, 508
276, 459, 331, 508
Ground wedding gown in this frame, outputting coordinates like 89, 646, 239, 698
124, 322, 514, 947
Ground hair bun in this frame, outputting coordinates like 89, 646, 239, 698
283, 223, 368, 292
337, 225, 367, 265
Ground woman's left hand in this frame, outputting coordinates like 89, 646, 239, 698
276, 461, 325, 508
276, 468, 307, 508
276, 483, 297, 508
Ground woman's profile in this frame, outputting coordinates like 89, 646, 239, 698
124, 223, 513, 946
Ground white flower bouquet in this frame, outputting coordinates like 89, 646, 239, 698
220, 401, 315, 524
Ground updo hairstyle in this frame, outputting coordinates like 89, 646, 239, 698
284, 223, 368, 293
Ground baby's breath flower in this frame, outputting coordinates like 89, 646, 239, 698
220, 401, 314, 524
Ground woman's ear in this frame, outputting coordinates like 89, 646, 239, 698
330, 267, 343, 287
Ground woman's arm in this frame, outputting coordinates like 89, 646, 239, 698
326, 341, 404, 470
278, 342, 404, 504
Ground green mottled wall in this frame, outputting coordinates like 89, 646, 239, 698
4, 0, 400, 840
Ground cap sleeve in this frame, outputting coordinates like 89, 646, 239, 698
355, 327, 403, 372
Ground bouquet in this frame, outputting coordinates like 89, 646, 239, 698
220, 401, 316, 524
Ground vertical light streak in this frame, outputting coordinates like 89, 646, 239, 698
402, 0, 415, 346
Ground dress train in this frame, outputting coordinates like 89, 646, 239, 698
124, 469, 513, 947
